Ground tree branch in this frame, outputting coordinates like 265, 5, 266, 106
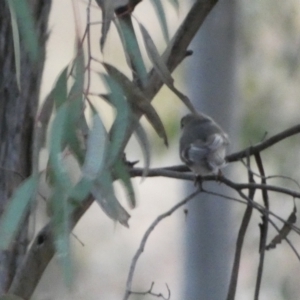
130, 167, 300, 199
254, 153, 269, 300
9, 196, 94, 300
144, 0, 218, 99
226, 153, 255, 300
227, 124, 300, 162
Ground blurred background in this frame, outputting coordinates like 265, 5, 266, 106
32, 0, 300, 299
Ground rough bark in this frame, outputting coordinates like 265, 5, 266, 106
0, 0, 51, 293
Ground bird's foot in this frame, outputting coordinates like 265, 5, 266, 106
216, 169, 224, 184
194, 175, 203, 190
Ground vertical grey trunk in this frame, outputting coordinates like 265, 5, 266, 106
0, 0, 51, 293
183, 0, 238, 299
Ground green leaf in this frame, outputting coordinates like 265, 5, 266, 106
34, 66, 69, 174
0, 175, 38, 250
82, 113, 108, 179
50, 186, 72, 285
168, 0, 179, 12
7, 2, 21, 90
102, 64, 168, 146
114, 158, 136, 208
101, 74, 131, 165
53, 67, 68, 110
139, 23, 173, 84
69, 51, 85, 98
32, 92, 55, 174
132, 117, 151, 178
69, 177, 93, 204
114, 17, 147, 87
48, 103, 74, 284
64, 55, 86, 166
138, 22, 196, 113
49, 104, 72, 190
149, 0, 169, 44
92, 172, 130, 227
95, 0, 114, 51
6, 0, 39, 62
65, 100, 85, 166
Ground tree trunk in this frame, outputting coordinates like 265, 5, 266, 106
183, 0, 238, 299
0, 0, 51, 293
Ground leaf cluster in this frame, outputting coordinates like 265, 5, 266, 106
0, 0, 193, 285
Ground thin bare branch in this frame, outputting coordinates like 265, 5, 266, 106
130, 167, 300, 199
227, 153, 255, 300
129, 282, 171, 300
123, 190, 200, 300
201, 189, 300, 262
227, 124, 300, 162
163, 123, 300, 171
254, 153, 269, 300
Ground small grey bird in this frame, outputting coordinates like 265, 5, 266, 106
179, 113, 229, 176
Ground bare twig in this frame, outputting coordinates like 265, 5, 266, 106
129, 282, 171, 300
130, 167, 300, 199
254, 153, 269, 300
201, 189, 300, 261
123, 190, 200, 300
227, 153, 255, 300
227, 124, 300, 162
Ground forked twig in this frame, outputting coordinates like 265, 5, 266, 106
123, 190, 200, 300
130, 282, 171, 300
226, 152, 255, 300
254, 153, 269, 300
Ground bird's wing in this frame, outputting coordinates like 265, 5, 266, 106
183, 133, 227, 166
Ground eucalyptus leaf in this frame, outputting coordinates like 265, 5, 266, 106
69, 53, 85, 99
149, 0, 169, 44
49, 103, 73, 190
65, 100, 85, 166
114, 158, 136, 208
50, 187, 72, 285
7, 2, 20, 90
69, 177, 93, 204
6, 0, 39, 62
65, 56, 86, 166
168, 0, 179, 12
102, 64, 168, 146
82, 113, 108, 179
95, 0, 115, 51
132, 117, 150, 178
53, 66, 68, 110
139, 22, 173, 85
48, 103, 74, 284
33, 92, 56, 174
101, 73, 131, 165
138, 22, 196, 113
92, 172, 130, 227
0, 175, 38, 250
114, 17, 147, 87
